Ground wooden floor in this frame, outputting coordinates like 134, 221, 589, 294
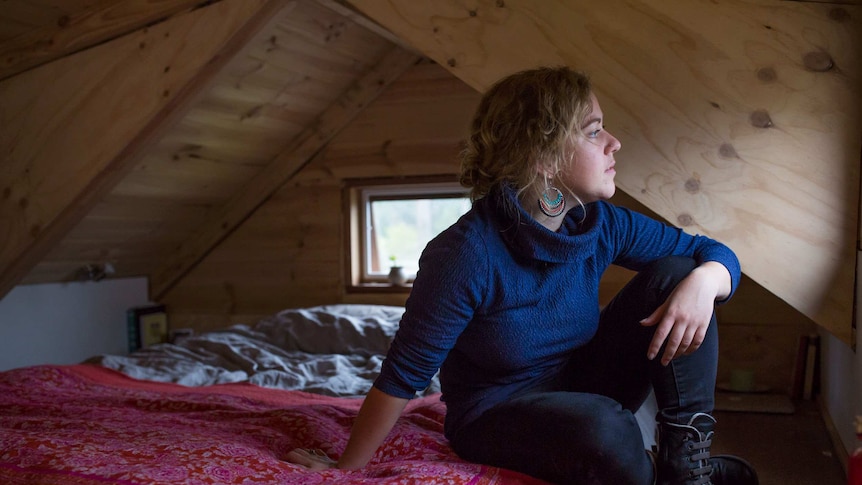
711, 398, 847, 485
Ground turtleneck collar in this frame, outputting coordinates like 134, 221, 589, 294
480, 183, 600, 263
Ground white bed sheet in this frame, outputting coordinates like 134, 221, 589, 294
88, 304, 439, 397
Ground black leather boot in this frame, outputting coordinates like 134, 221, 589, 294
656, 413, 758, 485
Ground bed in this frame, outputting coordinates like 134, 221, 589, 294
0, 304, 553, 484
0, 303, 656, 484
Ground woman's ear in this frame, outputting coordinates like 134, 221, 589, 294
535, 163, 554, 179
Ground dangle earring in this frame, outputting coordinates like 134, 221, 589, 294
538, 174, 566, 217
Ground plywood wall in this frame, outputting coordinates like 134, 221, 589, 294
609, 191, 816, 393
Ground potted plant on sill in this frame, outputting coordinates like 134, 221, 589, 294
387, 255, 407, 286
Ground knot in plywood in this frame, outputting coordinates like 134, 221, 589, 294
684, 177, 700, 194
803, 51, 834, 72
750, 110, 773, 129
718, 143, 738, 159
828, 8, 850, 23
756, 67, 776, 83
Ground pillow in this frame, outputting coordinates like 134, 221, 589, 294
252, 304, 404, 356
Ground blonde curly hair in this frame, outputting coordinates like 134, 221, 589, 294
459, 66, 593, 203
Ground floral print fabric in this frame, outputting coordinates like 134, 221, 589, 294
0, 365, 547, 484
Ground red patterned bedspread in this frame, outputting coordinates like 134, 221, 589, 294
0, 365, 547, 485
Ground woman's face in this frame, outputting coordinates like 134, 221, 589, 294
557, 94, 621, 203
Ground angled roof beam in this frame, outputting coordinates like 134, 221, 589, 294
151, 47, 422, 300
0, 0, 210, 81
0, 0, 293, 301
314, 0, 420, 54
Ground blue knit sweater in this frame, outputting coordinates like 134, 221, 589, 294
374, 184, 740, 439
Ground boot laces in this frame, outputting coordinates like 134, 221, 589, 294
664, 413, 716, 485
684, 434, 713, 484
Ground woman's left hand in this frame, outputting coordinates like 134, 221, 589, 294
284, 448, 338, 471
640, 262, 730, 366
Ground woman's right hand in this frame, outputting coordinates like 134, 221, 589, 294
284, 388, 410, 471
284, 448, 338, 471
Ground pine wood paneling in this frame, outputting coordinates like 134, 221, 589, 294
149, 46, 420, 299
0, 0, 206, 80
2, 0, 277, 294
717, 323, 810, 394
162, 61, 477, 328
22, 0, 401, 289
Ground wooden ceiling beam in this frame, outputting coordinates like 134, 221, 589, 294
0, 0, 291, 302
150, 47, 421, 300
0, 0, 214, 82
314, 0, 421, 54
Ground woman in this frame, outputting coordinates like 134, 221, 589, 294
287, 66, 758, 485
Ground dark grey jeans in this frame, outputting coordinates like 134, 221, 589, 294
449, 257, 719, 484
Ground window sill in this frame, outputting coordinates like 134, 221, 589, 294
346, 283, 413, 294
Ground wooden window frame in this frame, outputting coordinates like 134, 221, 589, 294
343, 175, 467, 293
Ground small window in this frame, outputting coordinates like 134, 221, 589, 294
346, 178, 471, 288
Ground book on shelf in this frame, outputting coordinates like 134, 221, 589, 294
127, 304, 168, 353
803, 333, 821, 400
790, 334, 808, 400
790, 333, 821, 401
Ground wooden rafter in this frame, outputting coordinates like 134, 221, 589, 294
314, 0, 420, 54
150, 47, 422, 300
0, 0, 291, 301
0, 0, 213, 81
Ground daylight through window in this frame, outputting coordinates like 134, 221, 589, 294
349, 181, 471, 286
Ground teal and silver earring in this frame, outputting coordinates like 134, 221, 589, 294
538, 176, 566, 217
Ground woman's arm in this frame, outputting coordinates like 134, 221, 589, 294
337, 387, 409, 469
284, 387, 409, 470
287, 227, 483, 471
640, 261, 732, 366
